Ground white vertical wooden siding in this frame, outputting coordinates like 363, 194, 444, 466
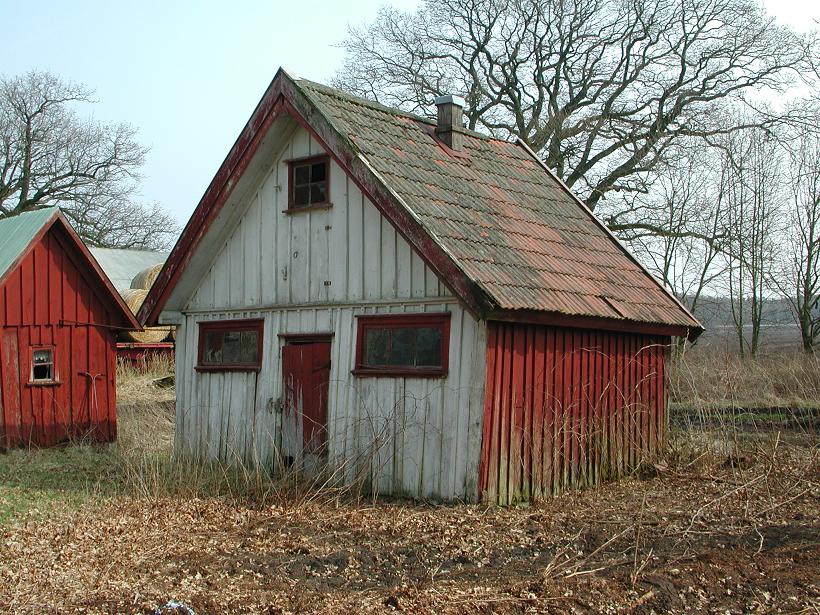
187, 126, 451, 310
171, 125, 485, 501
175, 304, 486, 500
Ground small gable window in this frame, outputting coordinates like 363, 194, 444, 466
30, 347, 56, 383
288, 155, 330, 210
353, 313, 450, 377
197, 319, 263, 371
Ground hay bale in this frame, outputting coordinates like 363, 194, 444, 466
121, 288, 148, 312
130, 263, 164, 290
120, 288, 172, 343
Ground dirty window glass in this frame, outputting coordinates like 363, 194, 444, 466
240, 331, 259, 364
291, 158, 329, 208
199, 322, 262, 369
360, 320, 445, 371
415, 327, 442, 367
31, 348, 55, 381
364, 328, 389, 366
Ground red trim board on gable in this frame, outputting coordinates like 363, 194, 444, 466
140, 70, 490, 325
137, 84, 289, 326
279, 91, 491, 317
51, 213, 142, 331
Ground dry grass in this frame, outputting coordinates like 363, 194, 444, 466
116, 355, 176, 412
670, 349, 820, 409
0, 359, 344, 526
114, 358, 355, 509
0, 423, 816, 614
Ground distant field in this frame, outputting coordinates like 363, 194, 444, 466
688, 295, 810, 354
696, 324, 805, 353
0, 358, 817, 614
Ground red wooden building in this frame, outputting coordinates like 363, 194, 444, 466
0, 208, 139, 449
140, 70, 703, 503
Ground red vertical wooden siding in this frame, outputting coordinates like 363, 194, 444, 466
0, 226, 119, 449
480, 321, 670, 504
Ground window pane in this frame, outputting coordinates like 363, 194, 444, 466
311, 162, 326, 182
389, 327, 416, 366
364, 328, 389, 366
33, 349, 52, 365
32, 349, 54, 381
240, 330, 259, 364
222, 332, 241, 364
203, 331, 223, 364
310, 182, 326, 204
357, 317, 447, 373
415, 327, 442, 367
33, 364, 52, 380
294, 165, 310, 185
201, 324, 262, 368
294, 186, 310, 206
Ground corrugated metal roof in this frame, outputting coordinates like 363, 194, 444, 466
297, 80, 701, 330
89, 247, 169, 292
0, 208, 59, 282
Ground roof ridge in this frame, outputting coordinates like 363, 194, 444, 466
0, 206, 60, 222
296, 78, 510, 144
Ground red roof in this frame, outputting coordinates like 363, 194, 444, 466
141, 70, 702, 338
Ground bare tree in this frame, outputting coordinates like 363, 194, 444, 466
0, 70, 177, 249
777, 126, 820, 353
336, 0, 816, 223
625, 144, 727, 317
720, 126, 783, 357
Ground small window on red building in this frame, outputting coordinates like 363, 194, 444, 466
30, 347, 55, 382
197, 320, 263, 371
288, 155, 330, 209
354, 313, 450, 377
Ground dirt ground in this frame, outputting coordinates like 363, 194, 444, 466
0, 430, 817, 614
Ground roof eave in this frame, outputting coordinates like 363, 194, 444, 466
489, 307, 703, 340
513, 138, 704, 335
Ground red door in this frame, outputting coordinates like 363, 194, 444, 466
282, 340, 331, 455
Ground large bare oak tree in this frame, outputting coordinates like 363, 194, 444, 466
336, 0, 817, 220
0, 70, 178, 249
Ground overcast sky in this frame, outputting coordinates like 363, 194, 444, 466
2, 0, 818, 225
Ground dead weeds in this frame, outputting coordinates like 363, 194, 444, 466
0, 360, 817, 613
0, 428, 817, 614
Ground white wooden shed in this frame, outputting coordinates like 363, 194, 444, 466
141, 69, 701, 503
